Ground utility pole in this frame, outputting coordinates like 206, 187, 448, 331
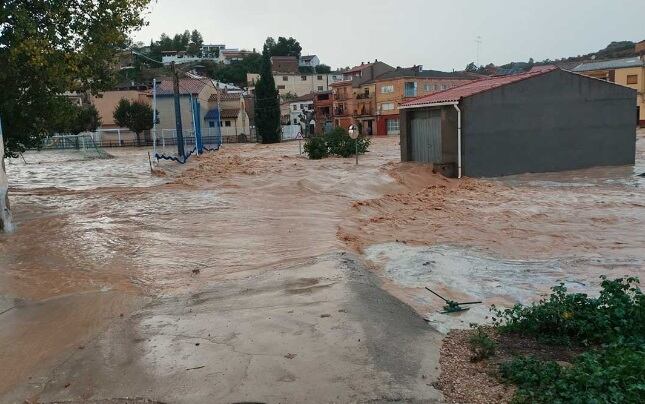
171, 62, 186, 159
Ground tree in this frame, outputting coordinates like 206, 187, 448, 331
187, 29, 204, 57
254, 43, 281, 144
113, 99, 153, 146
265, 36, 302, 58
316, 64, 332, 74
0, 0, 150, 232
465, 62, 478, 72
51, 102, 102, 135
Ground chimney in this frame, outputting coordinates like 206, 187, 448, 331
375, 59, 378, 63
361, 62, 364, 65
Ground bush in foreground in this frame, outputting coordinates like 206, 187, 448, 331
491, 276, 644, 346
490, 277, 645, 403
303, 128, 370, 159
500, 343, 645, 404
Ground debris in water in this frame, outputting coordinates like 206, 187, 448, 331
284, 353, 297, 359
425, 287, 482, 314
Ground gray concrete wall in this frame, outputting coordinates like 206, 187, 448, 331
400, 108, 412, 162
462, 69, 637, 177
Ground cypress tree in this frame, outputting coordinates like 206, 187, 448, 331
254, 43, 281, 143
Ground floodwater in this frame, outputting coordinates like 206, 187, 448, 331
1, 134, 644, 396
0, 139, 400, 397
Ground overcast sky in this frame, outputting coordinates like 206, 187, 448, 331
134, 0, 645, 71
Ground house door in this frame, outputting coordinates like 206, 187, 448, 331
410, 109, 441, 163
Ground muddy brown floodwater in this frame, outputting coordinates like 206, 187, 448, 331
0, 133, 643, 402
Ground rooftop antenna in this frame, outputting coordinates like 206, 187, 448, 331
475, 36, 483, 65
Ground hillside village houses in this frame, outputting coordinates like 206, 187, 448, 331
86, 37, 645, 147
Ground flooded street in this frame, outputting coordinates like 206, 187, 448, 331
0, 133, 644, 402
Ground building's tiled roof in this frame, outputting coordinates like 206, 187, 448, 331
301, 55, 317, 61
375, 67, 479, 81
157, 78, 208, 95
289, 93, 316, 103
208, 93, 242, 102
401, 66, 558, 108
220, 108, 240, 118
345, 63, 375, 74
572, 57, 644, 72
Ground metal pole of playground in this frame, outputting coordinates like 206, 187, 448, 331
171, 62, 186, 159
152, 78, 157, 158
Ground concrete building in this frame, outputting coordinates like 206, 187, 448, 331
271, 56, 300, 74
204, 93, 251, 140
299, 55, 320, 68
91, 90, 150, 129
313, 91, 333, 133
282, 93, 315, 126
330, 61, 395, 130
155, 78, 218, 135
573, 56, 645, 127
247, 73, 334, 98
399, 66, 636, 178
374, 67, 478, 136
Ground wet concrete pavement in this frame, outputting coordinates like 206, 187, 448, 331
3, 253, 441, 403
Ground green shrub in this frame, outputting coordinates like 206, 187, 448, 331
303, 136, 329, 160
491, 276, 644, 346
500, 342, 645, 404
469, 326, 497, 362
325, 127, 370, 158
303, 127, 371, 160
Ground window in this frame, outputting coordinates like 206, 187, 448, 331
381, 85, 394, 94
301, 75, 307, 81
380, 102, 395, 112
293, 105, 298, 111
424, 83, 432, 92
317, 75, 323, 80
283, 76, 288, 81
293, 119, 298, 125
225, 121, 231, 127
627, 75, 638, 85
317, 86, 324, 91
404, 82, 417, 97
441, 84, 448, 90
208, 121, 215, 128
386, 119, 400, 135
277, 85, 286, 90
300, 104, 306, 110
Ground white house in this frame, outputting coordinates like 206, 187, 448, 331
299, 55, 320, 68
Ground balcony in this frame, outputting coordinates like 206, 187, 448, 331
356, 93, 372, 100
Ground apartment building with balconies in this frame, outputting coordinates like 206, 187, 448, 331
374, 67, 479, 135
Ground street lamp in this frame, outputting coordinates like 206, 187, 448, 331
348, 124, 358, 165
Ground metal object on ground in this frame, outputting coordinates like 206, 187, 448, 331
425, 287, 482, 314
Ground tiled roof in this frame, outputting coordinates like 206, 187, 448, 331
208, 93, 242, 102
301, 55, 317, 61
401, 66, 558, 108
220, 108, 240, 118
290, 93, 316, 103
345, 63, 374, 74
375, 67, 479, 81
157, 78, 208, 95
572, 57, 644, 72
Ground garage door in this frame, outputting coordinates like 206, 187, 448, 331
410, 109, 441, 163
